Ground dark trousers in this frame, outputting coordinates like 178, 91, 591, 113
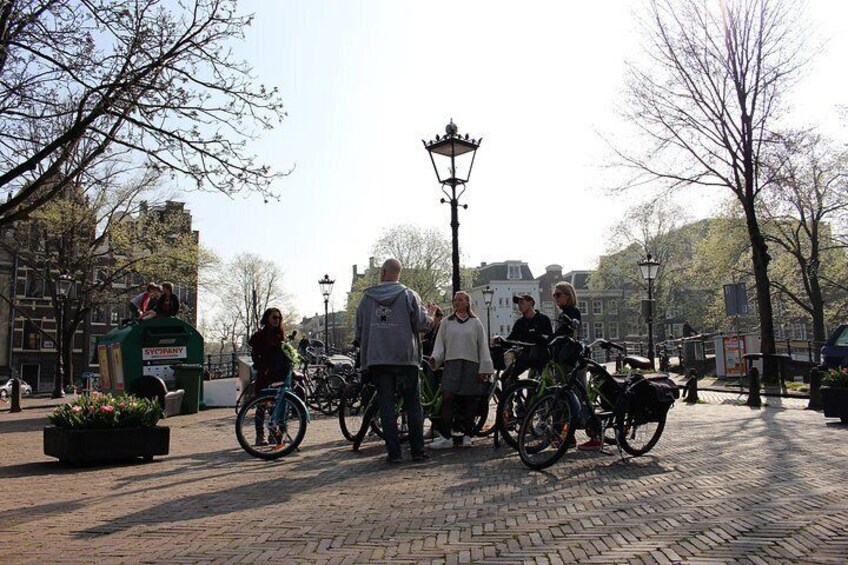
372, 365, 425, 459
437, 394, 476, 439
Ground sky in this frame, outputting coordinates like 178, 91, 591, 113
178, 0, 848, 325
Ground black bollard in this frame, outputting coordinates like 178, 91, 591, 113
746, 366, 762, 407
807, 367, 823, 411
684, 370, 699, 403
10, 377, 22, 413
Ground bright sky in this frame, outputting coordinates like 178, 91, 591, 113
181, 0, 848, 324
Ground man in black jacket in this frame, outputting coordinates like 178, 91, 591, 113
492, 293, 552, 381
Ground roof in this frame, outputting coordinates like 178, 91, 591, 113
473, 261, 534, 286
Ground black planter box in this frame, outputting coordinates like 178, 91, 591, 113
820, 386, 848, 424
44, 426, 170, 464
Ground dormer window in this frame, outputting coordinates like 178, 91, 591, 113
507, 265, 521, 279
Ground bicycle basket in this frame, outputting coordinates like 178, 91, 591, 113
490, 344, 506, 371
552, 337, 582, 369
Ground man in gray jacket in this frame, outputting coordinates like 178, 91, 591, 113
355, 258, 434, 463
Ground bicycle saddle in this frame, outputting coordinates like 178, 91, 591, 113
622, 355, 653, 370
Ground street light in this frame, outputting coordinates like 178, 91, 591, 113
318, 274, 335, 353
638, 254, 661, 369
482, 285, 495, 339
52, 273, 74, 399
423, 119, 482, 295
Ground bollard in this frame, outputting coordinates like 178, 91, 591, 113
684, 370, 699, 403
807, 367, 823, 411
746, 366, 762, 407
10, 377, 22, 413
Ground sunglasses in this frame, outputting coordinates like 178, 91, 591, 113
552, 292, 564, 298
270, 315, 281, 321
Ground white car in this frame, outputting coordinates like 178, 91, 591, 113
0, 378, 33, 398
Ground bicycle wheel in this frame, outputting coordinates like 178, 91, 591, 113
234, 384, 254, 416
616, 408, 666, 456
496, 379, 540, 449
318, 374, 346, 416
469, 388, 499, 437
235, 392, 307, 460
517, 391, 578, 471
369, 399, 409, 443
339, 381, 369, 441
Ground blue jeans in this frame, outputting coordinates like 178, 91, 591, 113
372, 365, 425, 459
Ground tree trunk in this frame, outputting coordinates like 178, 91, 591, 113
745, 210, 777, 379
809, 275, 826, 352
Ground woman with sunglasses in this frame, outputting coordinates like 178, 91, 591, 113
552, 281, 581, 338
248, 307, 291, 445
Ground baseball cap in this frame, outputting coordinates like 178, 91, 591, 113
512, 293, 535, 304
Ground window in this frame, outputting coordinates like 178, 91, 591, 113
609, 323, 619, 339
24, 321, 41, 350
507, 265, 521, 279
608, 300, 618, 315
89, 336, 99, 365
578, 300, 588, 315
25, 270, 44, 298
110, 308, 120, 325
593, 300, 603, 315
594, 322, 604, 339
630, 321, 641, 336
91, 307, 106, 324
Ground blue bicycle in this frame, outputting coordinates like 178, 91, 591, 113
235, 369, 310, 460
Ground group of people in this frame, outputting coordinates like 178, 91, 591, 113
245, 257, 585, 463
129, 281, 181, 321
354, 258, 583, 463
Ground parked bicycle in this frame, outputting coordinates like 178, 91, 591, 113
234, 369, 310, 460
517, 337, 679, 470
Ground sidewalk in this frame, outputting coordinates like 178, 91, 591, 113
1, 398, 846, 563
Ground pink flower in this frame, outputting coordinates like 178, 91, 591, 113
100, 405, 114, 413
71, 406, 82, 413
89, 406, 96, 413
118, 402, 127, 409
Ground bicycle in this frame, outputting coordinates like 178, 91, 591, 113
234, 368, 310, 460
494, 339, 575, 450
516, 338, 679, 470
301, 361, 347, 416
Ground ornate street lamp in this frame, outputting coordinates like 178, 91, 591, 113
318, 274, 335, 353
423, 119, 482, 295
638, 254, 661, 369
52, 273, 75, 399
482, 285, 495, 339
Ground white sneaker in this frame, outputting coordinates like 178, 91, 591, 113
459, 435, 473, 447
430, 435, 454, 449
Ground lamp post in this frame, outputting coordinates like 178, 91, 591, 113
482, 285, 495, 339
423, 119, 481, 295
638, 254, 661, 369
52, 273, 74, 399
318, 274, 335, 353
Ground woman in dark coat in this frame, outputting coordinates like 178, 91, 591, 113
248, 307, 292, 445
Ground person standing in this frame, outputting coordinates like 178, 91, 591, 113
248, 307, 291, 446
130, 282, 161, 319
552, 281, 581, 337
429, 291, 494, 449
355, 258, 434, 464
152, 281, 180, 318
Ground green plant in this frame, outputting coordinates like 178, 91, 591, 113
282, 341, 300, 366
48, 393, 163, 429
821, 368, 848, 388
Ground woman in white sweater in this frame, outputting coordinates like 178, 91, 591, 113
429, 291, 494, 448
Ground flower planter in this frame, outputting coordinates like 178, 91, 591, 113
43, 426, 170, 465
820, 386, 848, 424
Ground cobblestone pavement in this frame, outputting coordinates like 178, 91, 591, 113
1, 400, 846, 564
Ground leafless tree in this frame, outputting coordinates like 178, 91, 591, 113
0, 0, 288, 227
622, 0, 811, 374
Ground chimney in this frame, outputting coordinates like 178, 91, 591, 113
480, 261, 487, 267
369, 256, 376, 269
352, 264, 358, 278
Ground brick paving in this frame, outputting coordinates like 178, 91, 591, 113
1, 398, 846, 564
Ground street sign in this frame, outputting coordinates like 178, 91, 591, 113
723, 283, 748, 316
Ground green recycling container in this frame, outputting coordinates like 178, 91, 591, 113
173, 364, 204, 414
96, 317, 204, 400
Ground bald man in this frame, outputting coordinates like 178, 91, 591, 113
355, 258, 434, 463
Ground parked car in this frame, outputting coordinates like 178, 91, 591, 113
820, 324, 848, 369
0, 378, 33, 398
